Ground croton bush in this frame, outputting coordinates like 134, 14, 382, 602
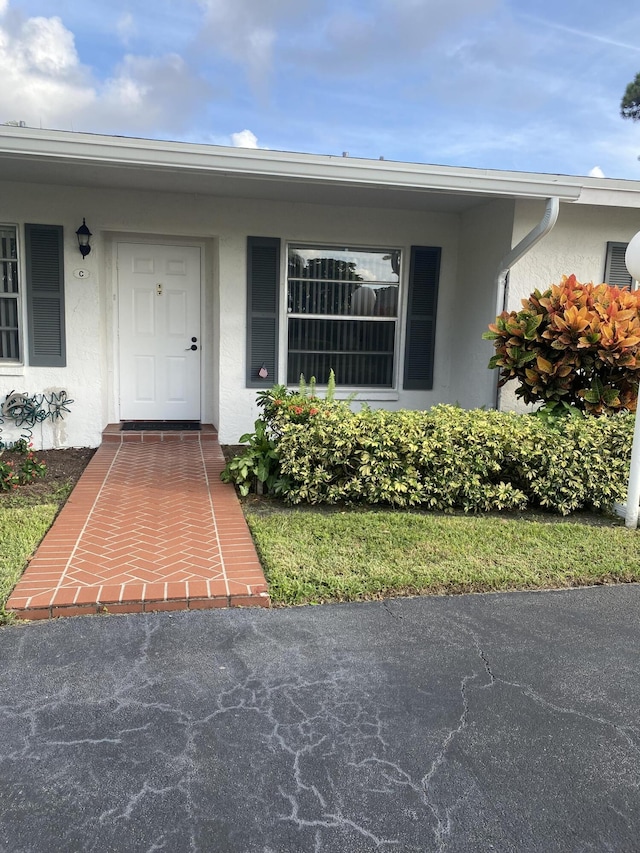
484, 275, 640, 415
222, 389, 633, 514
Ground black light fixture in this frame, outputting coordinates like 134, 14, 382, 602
76, 218, 92, 258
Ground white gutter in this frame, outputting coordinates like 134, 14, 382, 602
493, 197, 560, 408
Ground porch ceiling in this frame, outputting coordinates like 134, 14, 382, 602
0, 127, 586, 213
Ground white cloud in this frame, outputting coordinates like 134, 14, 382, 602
196, 0, 311, 88
96, 53, 212, 134
0, 3, 211, 135
21, 16, 77, 74
0, 0, 8, 17
589, 166, 605, 178
289, 0, 500, 74
0, 11, 94, 126
116, 12, 136, 47
231, 128, 259, 148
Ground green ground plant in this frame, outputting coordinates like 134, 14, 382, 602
222, 372, 338, 495
0, 505, 58, 621
246, 509, 639, 606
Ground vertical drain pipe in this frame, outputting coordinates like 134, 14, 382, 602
493, 197, 560, 409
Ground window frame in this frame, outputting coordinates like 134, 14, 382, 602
0, 223, 23, 365
281, 241, 405, 392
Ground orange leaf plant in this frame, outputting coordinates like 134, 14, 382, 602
484, 275, 640, 415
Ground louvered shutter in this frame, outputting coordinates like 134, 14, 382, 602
403, 246, 441, 390
25, 224, 66, 367
604, 242, 633, 289
246, 236, 280, 386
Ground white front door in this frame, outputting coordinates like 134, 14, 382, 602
118, 242, 201, 421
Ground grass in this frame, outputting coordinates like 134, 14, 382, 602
245, 508, 640, 605
0, 447, 93, 623
0, 504, 58, 620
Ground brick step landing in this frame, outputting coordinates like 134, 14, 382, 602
102, 423, 219, 443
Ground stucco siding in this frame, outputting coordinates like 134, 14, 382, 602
453, 199, 515, 409
0, 180, 473, 447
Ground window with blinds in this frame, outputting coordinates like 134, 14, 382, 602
0, 227, 19, 361
287, 245, 400, 387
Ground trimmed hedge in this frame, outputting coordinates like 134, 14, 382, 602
271, 404, 633, 514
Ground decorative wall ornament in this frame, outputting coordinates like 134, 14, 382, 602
0, 390, 74, 445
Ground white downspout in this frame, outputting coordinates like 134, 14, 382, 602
493, 197, 560, 409
622, 233, 640, 528
623, 416, 640, 528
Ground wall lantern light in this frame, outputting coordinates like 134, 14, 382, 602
75, 218, 92, 258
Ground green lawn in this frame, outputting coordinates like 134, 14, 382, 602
0, 504, 58, 619
245, 508, 640, 605
0, 450, 88, 623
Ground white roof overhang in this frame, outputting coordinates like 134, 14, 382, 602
2, 126, 639, 213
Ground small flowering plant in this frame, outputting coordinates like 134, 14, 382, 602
0, 440, 47, 492
222, 371, 339, 495
256, 371, 335, 433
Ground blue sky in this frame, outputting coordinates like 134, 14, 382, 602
1, 0, 640, 178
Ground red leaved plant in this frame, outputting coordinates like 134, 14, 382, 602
484, 275, 640, 415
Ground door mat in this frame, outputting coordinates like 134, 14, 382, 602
121, 421, 201, 431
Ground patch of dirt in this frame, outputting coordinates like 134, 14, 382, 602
240, 492, 624, 527
221, 445, 246, 464
0, 448, 95, 503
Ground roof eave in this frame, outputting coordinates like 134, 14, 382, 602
0, 126, 585, 202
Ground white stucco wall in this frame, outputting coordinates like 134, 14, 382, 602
453, 199, 515, 409
6, 180, 634, 447
501, 199, 640, 412
0, 179, 473, 447
0, 186, 103, 449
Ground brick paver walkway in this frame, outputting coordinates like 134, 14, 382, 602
7, 428, 269, 620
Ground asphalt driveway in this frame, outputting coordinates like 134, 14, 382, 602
1, 585, 639, 852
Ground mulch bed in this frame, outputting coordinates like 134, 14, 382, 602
0, 448, 95, 502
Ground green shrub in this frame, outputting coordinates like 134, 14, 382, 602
274, 403, 633, 514
221, 374, 336, 495
222, 383, 633, 514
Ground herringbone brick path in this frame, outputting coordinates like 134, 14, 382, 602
7, 431, 269, 619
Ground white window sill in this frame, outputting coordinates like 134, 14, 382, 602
287, 387, 400, 402
339, 391, 399, 402
0, 364, 25, 377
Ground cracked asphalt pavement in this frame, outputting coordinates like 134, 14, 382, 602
1, 585, 639, 852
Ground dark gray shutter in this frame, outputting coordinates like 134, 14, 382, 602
246, 236, 280, 386
403, 246, 440, 390
604, 242, 633, 289
25, 224, 66, 367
